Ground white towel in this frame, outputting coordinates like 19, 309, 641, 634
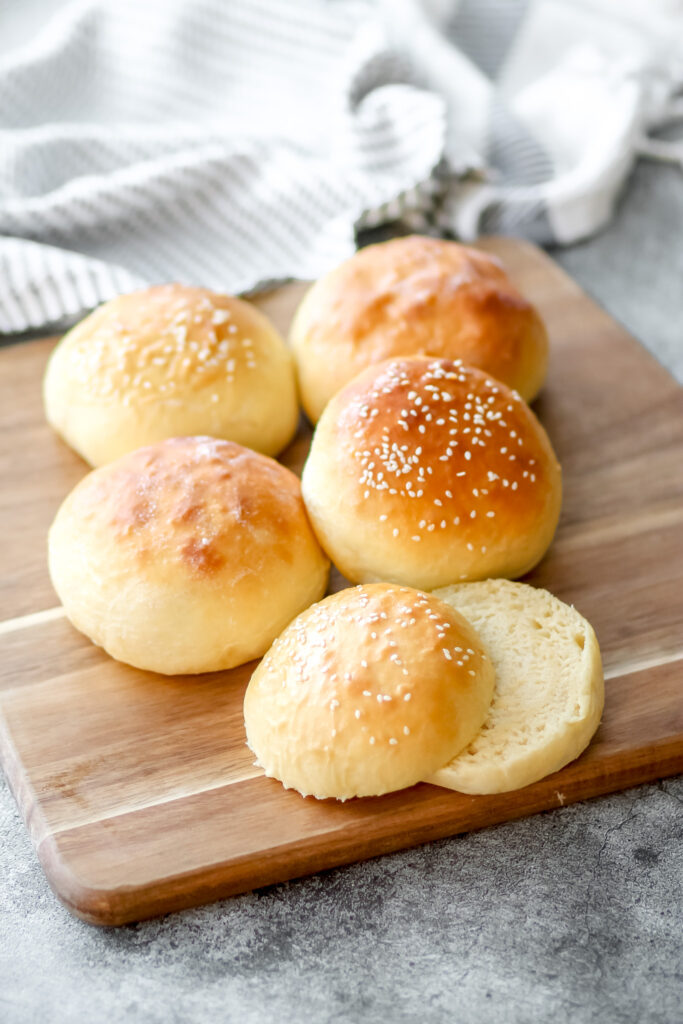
1, 0, 681, 333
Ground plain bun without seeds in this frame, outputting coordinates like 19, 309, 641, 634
302, 357, 562, 590
244, 583, 495, 800
48, 436, 329, 675
289, 235, 549, 423
44, 283, 299, 466
427, 580, 604, 794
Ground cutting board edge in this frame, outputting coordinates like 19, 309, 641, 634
0, 709, 54, 850
36, 739, 683, 927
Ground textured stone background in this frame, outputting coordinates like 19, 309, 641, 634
1, 156, 682, 1023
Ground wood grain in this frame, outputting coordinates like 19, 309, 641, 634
1, 238, 682, 926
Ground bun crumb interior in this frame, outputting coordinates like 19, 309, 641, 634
427, 579, 604, 794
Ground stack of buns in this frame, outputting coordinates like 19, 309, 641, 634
45, 236, 603, 805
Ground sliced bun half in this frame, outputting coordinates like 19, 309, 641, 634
426, 579, 604, 794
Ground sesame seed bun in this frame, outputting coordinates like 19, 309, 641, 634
301, 357, 562, 589
48, 437, 329, 674
244, 583, 495, 800
427, 580, 604, 793
44, 284, 299, 466
289, 236, 549, 422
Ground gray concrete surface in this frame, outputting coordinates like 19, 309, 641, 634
1, 157, 682, 1023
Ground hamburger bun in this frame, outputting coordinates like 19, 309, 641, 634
290, 236, 549, 422
44, 284, 299, 466
301, 357, 561, 590
48, 436, 329, 674
244, 583, 495, 800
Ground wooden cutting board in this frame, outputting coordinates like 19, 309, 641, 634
1, 238, 682, 927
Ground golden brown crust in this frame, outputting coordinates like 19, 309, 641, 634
48, 437, 330, 674
76, 437, 304, 580
244, 583, 495, 799
289, 236, 549, 421
44, 284, 299, 464
53, 285, 276, 399
302, 357, 561, 589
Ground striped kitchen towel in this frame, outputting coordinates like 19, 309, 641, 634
1, 0, 682, 333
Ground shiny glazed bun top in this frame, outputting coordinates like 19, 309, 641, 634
44, 284, 299, 466
302, 357, 562, 590
289, 236, 549, 421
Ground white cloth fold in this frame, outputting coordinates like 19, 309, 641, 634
1, 0, 681, 333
